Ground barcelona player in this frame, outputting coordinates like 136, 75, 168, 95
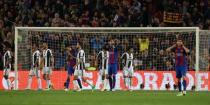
64, 46, 82, 91
166, 39, 190, 96
108, 39, 119, 91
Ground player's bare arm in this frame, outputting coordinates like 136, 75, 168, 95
166, 44, 176, 52
182, 45, 190, 53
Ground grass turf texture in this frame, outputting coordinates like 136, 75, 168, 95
0, 90, 209, 105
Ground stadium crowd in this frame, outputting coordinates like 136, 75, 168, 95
0, 0, 210, 70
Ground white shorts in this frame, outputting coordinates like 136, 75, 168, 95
29, 67, 41, 78
43, 67, 52, 75
3, 68, 11, 76
123, 67, 134, 77
99, 69, 108, 76
74, 69, 86, 77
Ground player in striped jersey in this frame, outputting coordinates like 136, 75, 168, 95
166, 39, 189, 96
64, 46, 82, 91
96, 45, 109, 91
42, 43, 54, 90
121, 47, 134, 91
73, 43, 95, 91
108, 39, 119, 91
3, 44, 12, 90
26, 44, 42, 90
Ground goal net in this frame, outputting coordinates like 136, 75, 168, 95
13, 27, 207, 91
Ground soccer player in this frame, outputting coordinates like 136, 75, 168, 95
166, 39, 190, 96
96, 45, 109, 91
108, 39, 119, 91
64, 46, 83, 91
3, 44, 12, 90
73, 43, 95, 91
121, 47, 134, 91
41, 43, 54, 90
26, 44, 42, 90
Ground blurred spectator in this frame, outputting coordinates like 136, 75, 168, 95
139, 37, 149, 52
90, 36, 104, 53
0, 0, 209, 71
156, 50, 166, 70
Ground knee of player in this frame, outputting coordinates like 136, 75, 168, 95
123, 75, 127, 78
81, 77, 85, 82
182, 76, 187, 81
177, 78, 181, 82
73, 76, 78, 80
28, 75, 33, 78
43, 75, 46, 80
4, 75, 8, 79
102, 75, 105, 80
66, 77, 70, 81
105, 74, 109, 79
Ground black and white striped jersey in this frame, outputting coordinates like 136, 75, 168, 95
32, 50, 41, 67
121, 52, 133, 68
97, 51, 109, 70
3, 50, 12, 69
43, 49, 53, 67
76, 49, 85, 70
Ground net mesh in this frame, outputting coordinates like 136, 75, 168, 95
16, 27, 199, 90
199, 30, 210, 71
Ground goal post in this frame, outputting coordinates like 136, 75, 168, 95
14, 27, 205, 90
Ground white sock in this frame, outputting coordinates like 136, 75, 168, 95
85, 80, 93, 87
73, 80, 79, 89
46, 80, 49, 88
128, 78, 131, 89
49, 80, 51, 86
126, 78, 129, 88
103, 79, 107, 89
27, 76, 32, 89
129, 78, 132, 90
6, 79, 11, 90
37, 78, 42, 89
102, 80, 104, 88
105, 79, 109, 89
124, 78, 126, 88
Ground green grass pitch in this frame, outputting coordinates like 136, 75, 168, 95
0, 90, 209, 105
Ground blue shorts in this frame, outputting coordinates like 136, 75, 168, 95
67, 66, 74, 75
108, 64, 118, 75
175, 66, 187, 78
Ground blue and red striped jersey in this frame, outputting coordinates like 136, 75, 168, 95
67, 49, 76, 67
109, 47, 118, 64
172, 46, 188, 67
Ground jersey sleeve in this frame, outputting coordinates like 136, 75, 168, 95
37, 51, 40, 59
50, 50, 53, 57
8, 51, 12, 59
97, 51, 102, 58
121, 53, 126, 59
171, 47, 176, 53
182, 47, 188, 55
83, 51, 86, 64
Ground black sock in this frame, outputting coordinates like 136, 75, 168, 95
113, 75, 116, 89
77, 79, 82, 89
109, 76, 113, 90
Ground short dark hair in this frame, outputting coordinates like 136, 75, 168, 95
128, 46, 133, 51
4, 41, 11, 49
102, 44, 108, 51
35, 43, 39, 48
